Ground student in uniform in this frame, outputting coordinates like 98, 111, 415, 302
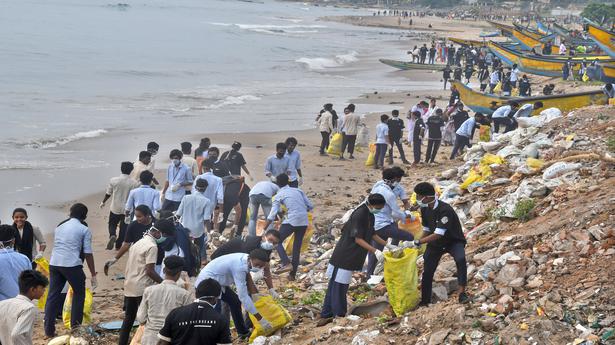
264, 174, 313, 281
410, 111, 425, 166
118, 219, 176, 345
194, 249, 273, 339
220, 141, 251, 177
450, 113, 486, 159
125, 170, 161, 219
136, 256, 192, 345
442, 65, 452, 90
513, 101, 543, 118
425, 108, 445, 164
101, 161, 139, 250
264, 143, 290, 180
130, 151, 157, 185
387, 110, 410, 165
157, 278, 232, 345
491, 102, 519, 133
412, 182, 469, 305
0, 225, 32, 301
317, 194, 387, 326
317, 106, 334, 155
247, 180, 280, 236
284, 137, 303, 187
339, 104, 360, 160
373, 114, 390, 170
193, 159, 224, 231
180, 142, 198, 189
176, 178, 211, 262
0, 270, 48, 345
161, 149, 194, 212
11, 208, 47, 265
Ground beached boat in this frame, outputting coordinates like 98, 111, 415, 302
488, 42, 614, 77
449, 37, 484, 47
536, 20, 552, 36
451, 81, 608, 115
378, 59, 447, 71
513, 24, 544, 40
511, 26, 559, 53
486, 20, 514, 38
585, 21, 615, 58
586, 63, 615, 83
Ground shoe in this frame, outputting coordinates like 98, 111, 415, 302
348, 155, 355, 159
237, 332, 251, 340
339, 156, 345, 160
458, 292, 470, 304
288, 270, 296, 281
274, 263, 292, 274
316, 317, 333, 327
106, 236, 116, 250
402, 160, 411, 165
418, 300, 430, 307
320, 152, 328, 156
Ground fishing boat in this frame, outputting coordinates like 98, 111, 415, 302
449, 37, 484, 47
586, 63, 615, 83
511, 26, 559, 53
585, 20, 615, 58
488, 42, 614, 77
536, 20, 552, 35
550, 22, 596, 47
451, 81, 608, 115
486, 20, 514, 38
513, 24, 544, 40
378, 59, 447, 71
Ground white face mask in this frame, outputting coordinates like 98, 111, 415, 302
260, 241, 274, 251
172, 159, 181, 166
195, 296, 220, 309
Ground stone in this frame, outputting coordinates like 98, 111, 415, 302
479, 318, 497, 332
570, 231, 591, 242
552, 258, 564, 266
478, 282, 496, 297
428, 329, 450, 345
439, 277, 460, 294
587, 225, 605, 241
496, 251, 517, 267
496, 264, 525, 284
526, 276, 544, 289
499, 286, 513, 296
432, 284, 448, 302
473, 248, 499, 264
351, 330, 380, 345
508, 277, 525, 288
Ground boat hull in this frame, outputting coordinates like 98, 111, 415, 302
586, 63, 615, 83
586, 22, 615, 58
451, 81, 608, 115
379, 59, 446, 71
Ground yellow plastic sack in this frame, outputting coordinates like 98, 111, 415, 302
478, 125, 491, 142
493, 81, 502, 93
480, 153, 505, 166
62, 287, 93, 329
35, 256, 50, 310
526, 158, 544, 170
460, 165, 491, 190
248, 295, 292, 343
383, 248, 421, 316
511, 88, 519, 97
397, 212, 423, 239
364, 143, 376, 167
284, 213, 313, 255
130, 325, 145, 345
326, 132, 343, 157
582, 72, 589, 82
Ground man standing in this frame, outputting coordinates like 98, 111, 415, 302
161, 149, 193, 212
387, 110, 410, 165
180, 142, 198, 179
247, 180, 280, 236
264, 143, 290, 180
428, 45, 436, 64
442, 65, 452, 90
477, 67, 489, 92
419, 44, 428, 64
176, 178, 211, 262
264, 174, 313, 281
450, 113, 486, 159
0, 225, 32, 301
194, 249, 274, 339
518, 75, 532, 96
130, 151, 157, 185
0, 270, 48, 345
136, 256, 192, 345
285, 137, 303, 187
340, 104, 360, 160
101, 161, 139, 250
412, 182, 469, 305
193, 160, 224, 231
317, 105, 334, 155
488, 67, 500, 94
410, 111, 425, 166
125, 170, 161, 219
374, 114, 390, 170
509, 63, 520, 88
425, 109, 445, 164
44, 203, 97, 338
118, 219, 176, 345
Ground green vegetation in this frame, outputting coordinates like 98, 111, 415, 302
301, 291, 325, 306
607, 136, 615, 152
513, 198, 536, 222
581, 3, 615, 25
487, 207, 505, 222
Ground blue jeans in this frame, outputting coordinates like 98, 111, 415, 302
44, 265, 86, 336
320, 266, 350, 318
374, 143, 388, 168
421, 242, 467, 304
276, 223, 307, 273
194, 234, 207, 261
248, 194, 272, 236
365, 223, 414, 277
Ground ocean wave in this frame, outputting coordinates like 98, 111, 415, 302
23, 129, 108, 149
203, 94, 261, 110
210, 22, 324, 35
296, 51, 359, 71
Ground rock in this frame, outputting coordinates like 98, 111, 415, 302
473, 248, 499, 264
570, 231, 591, 242
479, 318, 497, 332
508, 277, 525, 288
439, 277, 459, 294
428, 329, 450, 345
432, 284, 448, 302
526, 276, 543, 289
496, 251, 516, 267
552, 258, 564, 266
496, 264, 525, 285
441, 168, 457, 179
351, 330, 380, 345
470, 330, 484, 339
587, 225, 606, 241
478, 282, 496, 297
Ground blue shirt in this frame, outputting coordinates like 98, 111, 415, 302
165, 163, 193, 202
125, 185, 161, 213
267, 186, 313, 226
284, 150, 302, 182
456, 117, 477, 138
0, 249, 31, 301
49, 218, 93, 267
513, 103, 534, 118
264, 155, 289, 178
176, 192, 211, 238
492, 105, 512, 119
370, 181, 405, 230
194, 253, 257, 315
249, 181, 279, 198
193, 172, 224, 217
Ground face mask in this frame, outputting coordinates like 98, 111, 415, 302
156, 235, 167, 244
195, 296, 220, 309
261, 241, 274, 251
172, 159, 181, 166
369, 208, 381, 215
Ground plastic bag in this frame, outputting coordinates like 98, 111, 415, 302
130, 325, 144, 345
478, 125, 491, 142
284, 213, 313, 256
542, 162, 582, 180
383, 248, 421, 316
526, 158, 544, 170
248, 295, 292, 343
481, 153, 505, 166
62, 287, 93, 329
493, 81, 502, 93
357, 125, 369, 148
326, 133, 343, 157
364, 143, 376, 167
397, 212, 423, 239
35, 256, 50, 310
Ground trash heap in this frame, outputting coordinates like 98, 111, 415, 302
261, 105, 615, 345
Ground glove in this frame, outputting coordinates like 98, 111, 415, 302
99, 202, 105, 209
34, 253, 43, 261
104, 258, 117, 276
91, 275, 98, 290
374, 249, 384, 263
269, 288, 280, 299
385, 243, 400, 252
171, 184, 181, 192
259, 318, 273, 333
269, 175, 277, 183
404, 210, 415, 221
298, 177, 304, 186
410, 240, 421, 248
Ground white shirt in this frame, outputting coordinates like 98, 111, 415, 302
375, 123, 389, 144
267, 186, 313, 227
342, 113, 360, 135
181, 156, 198, 177
0, 295, 38, 345
510, 68, 519, 82
513, 103, 534, 118
192, 172, 223, 215
49, 218, 93, 268
456, 117, 477, 137
370, 181, 405, 230
106, 174, 140, 215
492, 105, 512, 118
318, 111, 334, 132
559, 43, 566, 55
176, 192, 211, 238
490, 71, 500, 84
125, 185, 161, 214
249, 181, 280, 198
164, 163, 193, 202
130, 160, 152, 182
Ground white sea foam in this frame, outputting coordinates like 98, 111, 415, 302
203, 94, 261, 110
210, 22, 324, 35
296, 51, 359, 70
24, 129, 108, 149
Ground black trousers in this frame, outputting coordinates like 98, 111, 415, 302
341, 134, 357, 155
425, 139, 441, 163
108, 212, 127, 249
480, 83, 487, 92
388, 136, 407, 163
422, 243, 467, 304
319, 131, 330, 153
450, 134, 470, 159
118, 296, 143, 345
412, 138, 422, 164
493, 117, 513, 133
44, 265, 86, 336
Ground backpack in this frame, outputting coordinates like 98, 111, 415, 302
173, 223, 201, 277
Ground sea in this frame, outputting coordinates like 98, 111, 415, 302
0, 0, 439, 223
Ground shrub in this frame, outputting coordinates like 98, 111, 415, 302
513, 198, 535, 222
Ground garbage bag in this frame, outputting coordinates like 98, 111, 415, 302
480, 153, 505, 166
35, 256, 50, 311
130, 325, 144, 345
526, 158, 544, 170
248, 295, 292, 343
478, 125, 492, 142
284, 213, 313, 256
542, 162, 582, 180
397, 212, 423, 239
326, 133, 343, 157
383, 248, 421, 316
493, 81, 502, 93
62, 287, 93, 329
357, 125, 369, 148
364, 143, 376, 167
